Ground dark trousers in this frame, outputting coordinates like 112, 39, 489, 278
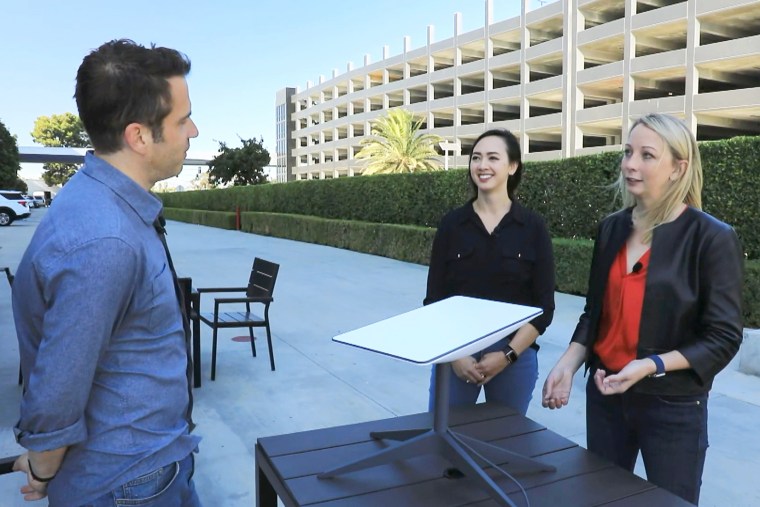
585, 375, 708, 505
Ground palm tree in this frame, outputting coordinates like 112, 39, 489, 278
356, 109, 443, 175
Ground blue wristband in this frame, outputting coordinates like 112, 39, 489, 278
647, 355, 666, 377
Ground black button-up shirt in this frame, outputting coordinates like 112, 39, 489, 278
425, 200, 555, 341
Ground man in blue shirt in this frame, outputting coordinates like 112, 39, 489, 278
11, 39, 201, 506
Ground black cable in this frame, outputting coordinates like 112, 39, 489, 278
449, 431, 530, 507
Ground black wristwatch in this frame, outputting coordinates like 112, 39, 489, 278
503, 346, 519, 365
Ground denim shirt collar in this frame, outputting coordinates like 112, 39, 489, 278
80, 151, 163, 226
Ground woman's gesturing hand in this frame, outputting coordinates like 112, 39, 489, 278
542, 365, 574, 409
593, 359, 653, 395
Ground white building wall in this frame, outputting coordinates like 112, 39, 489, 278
285, 0, 760, 180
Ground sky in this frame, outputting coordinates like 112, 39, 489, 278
1, 0, 551, 181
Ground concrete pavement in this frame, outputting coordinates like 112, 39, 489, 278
1, 208, 759, 506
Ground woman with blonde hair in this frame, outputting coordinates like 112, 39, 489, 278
542, 113, 743, 505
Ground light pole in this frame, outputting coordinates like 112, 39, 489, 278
439, 141, 460, 171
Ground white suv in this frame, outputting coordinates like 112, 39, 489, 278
0, 190, 31, 226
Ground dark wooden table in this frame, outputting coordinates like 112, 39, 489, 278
255, 403, 692, 506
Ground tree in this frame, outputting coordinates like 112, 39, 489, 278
31, 113, 90, 186
355, 108, 443, 175
0, 119, 23, 189
207, 137, 270, 187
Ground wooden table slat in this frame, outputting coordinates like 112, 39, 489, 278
259, 404, 519, 457
272, 427, 577, 480
596, 486, 694, 507
256, 403, 693, 507
284, 446, 614, 506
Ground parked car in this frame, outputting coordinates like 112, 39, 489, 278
33, 191, 53, 207
0, 190, 32, 226
23, 195, 40, 208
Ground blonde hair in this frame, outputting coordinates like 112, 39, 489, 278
616, 113, 703, 243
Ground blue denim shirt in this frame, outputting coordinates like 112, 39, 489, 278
12, 153, 200, 506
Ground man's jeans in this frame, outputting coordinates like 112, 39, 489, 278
429, 347, 538, 416
85, 453, 201, 507
586, 375, 708, 505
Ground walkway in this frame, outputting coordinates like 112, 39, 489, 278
1, 210, 758, 506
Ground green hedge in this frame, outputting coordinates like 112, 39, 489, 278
745, 261, 760, 329
163, 170, 469, 228
239, 212, 436, 264
700, 136, 760, 263
552, 238, 595, 296
160, 136, 760, 258
518, 151, 621, 240
160, 135, 760, 326
163, 208, 236, 230
164, 208, 760, 328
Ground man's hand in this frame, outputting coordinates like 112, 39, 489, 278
12, 453, 49, 501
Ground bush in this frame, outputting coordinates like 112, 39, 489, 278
161, 136, 760, 258
160, 135, 760, 326
162, 170, 470, 228
164, 208, 236, 230
700, 136, 760, 260
239, 212, 436, 265
165, 209, 760, 328
552, 238, 595, 295
744, 260, 760, 329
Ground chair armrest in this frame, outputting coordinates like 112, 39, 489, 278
196, 287, 248, 294
0, 454, 19, 475
214, 296, 273, 305
196, 288, 246, 309
246, 296, 273, 304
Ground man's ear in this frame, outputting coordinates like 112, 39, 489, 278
123, 123, 150, 155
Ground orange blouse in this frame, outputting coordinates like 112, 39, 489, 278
593, 244, 651, 372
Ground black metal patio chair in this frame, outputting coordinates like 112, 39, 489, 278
196, 257, 280, 380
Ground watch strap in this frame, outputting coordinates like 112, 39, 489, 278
647, 355, 666, 377
503, 346, 519, 364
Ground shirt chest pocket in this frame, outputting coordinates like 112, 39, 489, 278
498, 244, 536, 283
444, 245, 478, 281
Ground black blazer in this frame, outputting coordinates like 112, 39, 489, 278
571, 206, 744, 395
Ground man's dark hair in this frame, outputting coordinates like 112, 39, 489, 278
467, 128, 523, 199
75, 39, 191, 153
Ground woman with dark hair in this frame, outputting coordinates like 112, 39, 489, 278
542, 113, 743, 504
424, 129, 555, 415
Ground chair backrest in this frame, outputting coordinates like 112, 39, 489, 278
2, 267, 13, 286
177, 276, 193, 318
246, 258, 279, 299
